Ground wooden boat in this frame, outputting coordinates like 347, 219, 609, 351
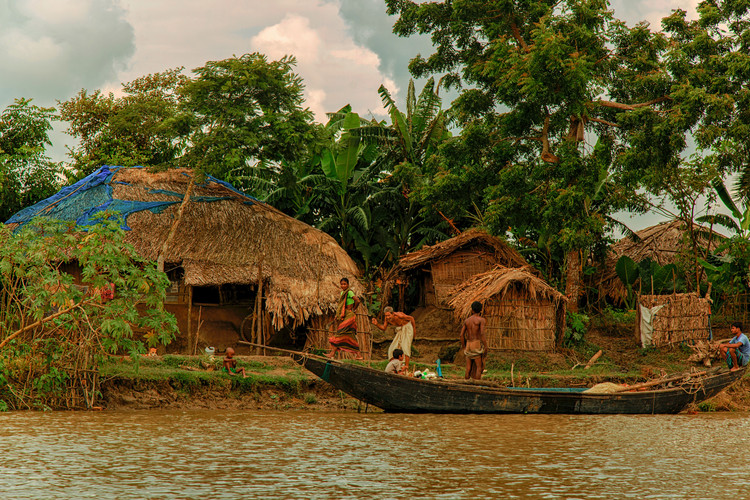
292, 354, 745, 414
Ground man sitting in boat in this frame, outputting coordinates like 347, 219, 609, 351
371, 307, 416, 369
385, 349, 406, 375
719, 322, 750, 372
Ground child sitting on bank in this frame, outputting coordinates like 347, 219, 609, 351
385, 348, 406, 375
223, 347, 247, 378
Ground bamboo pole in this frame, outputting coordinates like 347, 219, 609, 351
157, 177, 194, 273
613, 370, 708, 393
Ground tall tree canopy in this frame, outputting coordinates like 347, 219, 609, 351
178, 53, 324, 181
385, 0, 703, 306
59, 54, 323, 183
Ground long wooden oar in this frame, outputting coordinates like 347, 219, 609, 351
613, 370, 708, 393
237, 341, 332, 361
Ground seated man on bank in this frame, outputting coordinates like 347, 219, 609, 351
719, 322, 750, 372
385, 349, 406, 375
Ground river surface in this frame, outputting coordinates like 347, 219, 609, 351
1, 410, 748, 499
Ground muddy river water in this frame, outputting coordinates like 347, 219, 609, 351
1, 410, 748, 499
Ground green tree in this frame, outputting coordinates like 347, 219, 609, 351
386, 0, 672, 309
367, 78, 452, 258
178, 53, 323, 181
0, 99, 62, 222
59, 68, 189, 178
315, 106, 384, 270
0, 216, 177, 410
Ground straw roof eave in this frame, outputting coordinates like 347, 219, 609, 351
447, 266, 566, 321
398, 228, 531, 272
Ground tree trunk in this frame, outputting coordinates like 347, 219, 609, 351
565, 249, 582, 313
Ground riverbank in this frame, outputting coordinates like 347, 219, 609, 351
98, 346, 750, 412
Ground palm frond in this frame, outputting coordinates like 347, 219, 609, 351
413, 77, 440, 134
712, 178, 742, 220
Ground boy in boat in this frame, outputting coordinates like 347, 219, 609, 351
719, 322, 750, 372
385, 348, 406, 375
460, 301, 487, 380
223, 347, 247, 378
371, 307, 416, 369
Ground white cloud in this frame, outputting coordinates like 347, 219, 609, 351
0, 0, 134, 107
250, 7, 392, 122
252, 15, 321, 63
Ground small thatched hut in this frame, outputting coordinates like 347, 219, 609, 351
636, 293, 711, 348
397, 229, 533, 309
597, 220, 723, 304
6, 166, 365, 354
447, 266, 566, 351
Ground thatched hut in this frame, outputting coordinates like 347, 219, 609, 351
447, 266, 567, 351
636, 293, 711, 348
597, 220, 723, 304
397, 229, 533, 309
6, 166, 366, 354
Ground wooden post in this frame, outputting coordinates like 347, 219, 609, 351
187, 285, 193, 355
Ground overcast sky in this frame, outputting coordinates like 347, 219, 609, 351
1, 0, 703, 230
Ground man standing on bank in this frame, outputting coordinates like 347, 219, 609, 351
719, 321, 750, 372
460, 301, 488, 380
372, 307, 416, 370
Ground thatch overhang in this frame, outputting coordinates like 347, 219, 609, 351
597, 220, 724, 303
447, 266, 566, 321
6, 166, 361, 328
398, 228, 531, 272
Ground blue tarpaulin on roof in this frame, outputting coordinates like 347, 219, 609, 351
5, 165, 260, 232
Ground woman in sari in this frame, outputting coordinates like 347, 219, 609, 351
327, 277, 363, 359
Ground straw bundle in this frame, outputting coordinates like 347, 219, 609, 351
447, 266, 566, 351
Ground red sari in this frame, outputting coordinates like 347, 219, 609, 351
328, 290, 360, 353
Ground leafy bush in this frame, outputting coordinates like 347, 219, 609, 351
0, 217, 178, 410
564, 311, 590, 347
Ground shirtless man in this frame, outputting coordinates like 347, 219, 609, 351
372, 307, 416, 369
460, 301, 487, 380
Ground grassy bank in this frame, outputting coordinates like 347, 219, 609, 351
97, 335, 750, 412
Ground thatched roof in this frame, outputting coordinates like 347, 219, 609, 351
398, 228, 530, 272
447, 266, 566, 321
6, 166, 361, 328
597, 220, 724, 302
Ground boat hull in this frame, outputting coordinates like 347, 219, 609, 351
294, 355, 744, 414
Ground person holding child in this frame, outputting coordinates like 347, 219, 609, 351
719, 322, 750, 372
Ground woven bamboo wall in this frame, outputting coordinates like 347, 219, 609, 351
431, 250, 497, 306
637, 293, 710, 347
484, 290, 558, 351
